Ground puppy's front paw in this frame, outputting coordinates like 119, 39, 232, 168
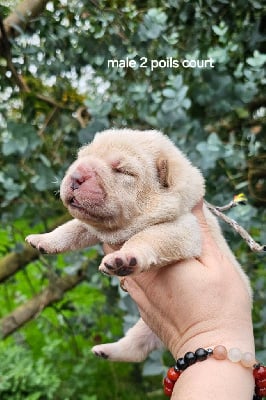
99, 251, 139, 276
92, 346, 109, 359
25, 234, 57, 254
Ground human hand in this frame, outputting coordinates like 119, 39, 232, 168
120, 201, 254, 357
105, 201, 256, 399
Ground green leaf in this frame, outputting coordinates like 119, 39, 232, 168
30, 163, 57, 191
162, 88, 176, 98
169, 75, 183, 89
138, 8, 167, 41
2, 138, 26, 156
162, 99, 178, 112
212, 23, 228, 36
78, 118, 109, 144
247, 50, 266, 67
2, 121, 41, 157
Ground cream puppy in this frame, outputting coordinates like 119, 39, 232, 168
26, 129, 251, 362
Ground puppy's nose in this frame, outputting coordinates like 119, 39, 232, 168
70, 172, 85, 190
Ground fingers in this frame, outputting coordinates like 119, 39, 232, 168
119, 268, 161, 314
120, 270, 150, 298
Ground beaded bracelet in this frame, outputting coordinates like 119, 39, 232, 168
163, 345, 266, 399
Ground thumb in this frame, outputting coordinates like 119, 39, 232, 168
192, 200, 223, 262
192, 200, 210, 233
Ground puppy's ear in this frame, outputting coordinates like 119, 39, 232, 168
156, 157, 170, 188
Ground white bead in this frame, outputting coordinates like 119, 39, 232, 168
228, 347, 242, 363
241, 352, 256, 368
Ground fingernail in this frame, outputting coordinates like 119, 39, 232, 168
120, 278, 128, 292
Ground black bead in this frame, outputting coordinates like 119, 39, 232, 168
175, 357, 188, 371
184, 351, 196, 366
195, 348, 208, 361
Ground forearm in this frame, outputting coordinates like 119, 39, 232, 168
123, 214, 202, 267
26, 219, 99, 253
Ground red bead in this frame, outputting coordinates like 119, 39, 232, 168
164, 377, 175, 390
255, 386, 266, 396
256, 379, 266, 389
163, 386, 173, 396
253, 366, 266, 380
167, 367, 181, 382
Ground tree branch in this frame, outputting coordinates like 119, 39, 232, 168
35, 93, 73, 110
0, 268, 87, 339
205, 196, 266, 253
0, 245, 39, 284
0, 214, 71, 283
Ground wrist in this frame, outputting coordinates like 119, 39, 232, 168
163, 345, 265, 400
171, 358, 255, 400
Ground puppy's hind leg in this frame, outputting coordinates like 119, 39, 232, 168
92, 318, 162, 362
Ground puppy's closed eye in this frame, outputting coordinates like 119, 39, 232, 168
111, 162, 136, 177
114, 167, 136, 177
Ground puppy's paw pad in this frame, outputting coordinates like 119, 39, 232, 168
38, 246, 48, 254
100, 253, 138, 276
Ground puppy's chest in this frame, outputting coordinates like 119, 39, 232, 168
89, 222, 147, 245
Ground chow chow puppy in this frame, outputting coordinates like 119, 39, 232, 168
26, 129, 251, 362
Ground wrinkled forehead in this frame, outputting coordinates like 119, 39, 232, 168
78, 141, 151, 171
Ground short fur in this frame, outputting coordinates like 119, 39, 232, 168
26, 129, 251, 362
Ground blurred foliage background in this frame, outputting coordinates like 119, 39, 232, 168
0, 0, 265, 399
